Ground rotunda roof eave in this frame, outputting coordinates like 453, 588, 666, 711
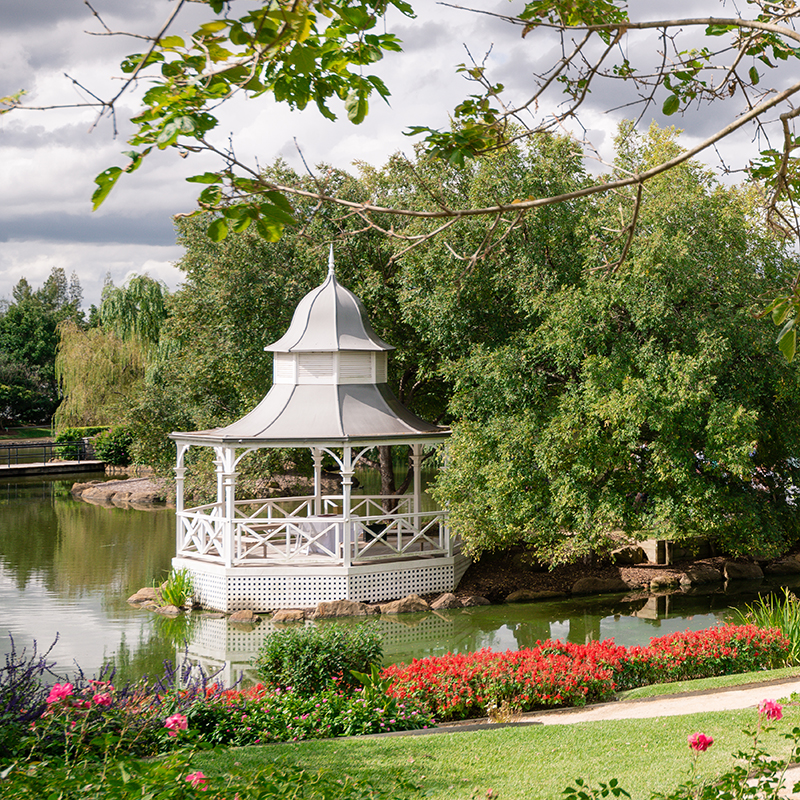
169, 428, 450, 450
169, 382, 449, 448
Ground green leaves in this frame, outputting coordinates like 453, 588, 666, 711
777, 318, 796, 362
759, 286, 800, 363
207, 218, 228, 242
91, 167, 122, 211
662, 94, 680, 116
345, 89, 369, 123
94, 0, 414, 243
199, 190, 297, 244
91, 149, 150, 210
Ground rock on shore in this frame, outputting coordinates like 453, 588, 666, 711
71, 478, 169, 509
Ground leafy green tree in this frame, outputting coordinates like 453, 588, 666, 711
0, 355, 54, 429
0, 268, 85, 426
0, 269, 83, 369
100, 275, 169, 351
433, 125, 800, 562
53, 276, 168, 432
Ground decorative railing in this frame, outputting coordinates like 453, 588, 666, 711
0, 440, 94, 466
176, 494, 450, 566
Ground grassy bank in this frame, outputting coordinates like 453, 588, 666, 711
0, 426, 51, 440
195, 704, 800, 800
617, 665, 799, 700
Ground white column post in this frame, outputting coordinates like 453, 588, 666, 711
411, 443, 422, 517
341, 445, 353, 568
222, 469, 237, 567
214, 453, 224, 510
312, 447, 323, 516
442, 444, 452, 557
174, 443, 187, 554
218, 446, 237, 568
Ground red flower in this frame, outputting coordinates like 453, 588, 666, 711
185, 771, 208, 790
46, 683, 73, 704
688, 732, 713, 752
758, 698, 783, 721
164, 713, 188, 737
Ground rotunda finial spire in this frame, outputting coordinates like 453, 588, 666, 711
328, 244, 335, 276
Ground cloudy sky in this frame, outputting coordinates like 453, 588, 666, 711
0, 0, 780, 309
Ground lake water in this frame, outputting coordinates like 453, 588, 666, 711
0, 473, 792, 686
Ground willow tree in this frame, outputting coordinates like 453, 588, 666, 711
54, 276, 169, 429
100, 275, 169, 352
54, 321, 146, 429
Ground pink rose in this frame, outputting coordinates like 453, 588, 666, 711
688, 732, 714, 752
185, 771, 208, 790
164, 712, 188, 737
92, 692, 112, 707
759, 698, 783, 721
46, 683, 73, 704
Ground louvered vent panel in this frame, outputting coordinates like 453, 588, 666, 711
375, 353, 388, 383
297, 353, 334, 383
273, 354, 294, 384
339, 352, 373, 383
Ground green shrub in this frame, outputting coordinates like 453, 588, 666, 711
53, 427, 106, 460
253, 623, 383, 695
731, 587, 800, 665
186, 682, 433, 744
160, 569, 195, 608
93, 427, 134, 466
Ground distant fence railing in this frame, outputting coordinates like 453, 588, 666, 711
0, 440, 95, 466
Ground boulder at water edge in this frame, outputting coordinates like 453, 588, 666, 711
271, 609, 307, 623
679, 564, 724, 586
127, 587, 160, 604
430, 592, 463, 610
723, 562, 764, 581
461, 595, 491, 607
379, 594, 430, 614
313, 599, 377, 618
229, 609, 259, 623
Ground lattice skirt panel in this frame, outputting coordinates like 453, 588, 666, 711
173, 557, 461, 611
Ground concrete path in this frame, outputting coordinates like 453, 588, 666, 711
523, 676, 800, 725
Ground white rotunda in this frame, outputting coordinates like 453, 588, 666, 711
170, 250, 469, 611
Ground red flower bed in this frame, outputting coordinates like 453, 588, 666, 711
381, 624, 789, 721
614, 624, 790, 690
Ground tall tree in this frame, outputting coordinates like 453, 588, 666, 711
433, 125, 800, 562
54, 275, 169, 430
0, 268, 85, 426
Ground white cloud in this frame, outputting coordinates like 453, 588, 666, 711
0, 241, 183, 309
0, 0, 791, 311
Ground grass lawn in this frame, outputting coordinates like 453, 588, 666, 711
194, 703, 800, 800
0, 426, 51, 440
617, 666, 800, 700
